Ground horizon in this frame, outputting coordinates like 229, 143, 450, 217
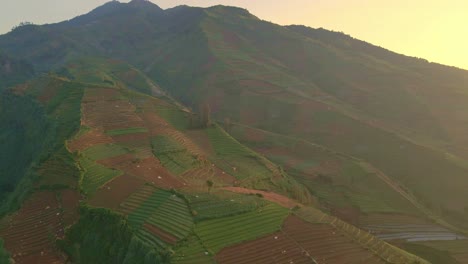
0, 0, 467, 70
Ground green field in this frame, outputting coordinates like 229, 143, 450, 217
186, 192, 267, 222
146, 195, 193, 239
151, 135, 198, 175
127, 189, 172, 228
205, 125, 271, 180
195, 203, 289, 253
172, 236, 213, 264
79, 157, 123, 195
82, 143, 130, 161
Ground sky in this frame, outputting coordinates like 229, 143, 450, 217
1, 0, 467, 70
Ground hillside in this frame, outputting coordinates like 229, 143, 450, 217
0, 1, 468, 263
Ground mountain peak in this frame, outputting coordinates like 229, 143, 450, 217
128, 0, 161, 8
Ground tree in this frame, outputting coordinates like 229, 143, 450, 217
206, 180, 214, 192
199, 103, 211, 128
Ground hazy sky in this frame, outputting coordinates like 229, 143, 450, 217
1, 0, 467, 70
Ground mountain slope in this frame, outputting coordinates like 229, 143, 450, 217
0, 1, 468, 263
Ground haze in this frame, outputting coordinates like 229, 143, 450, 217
1, 0, 467, 70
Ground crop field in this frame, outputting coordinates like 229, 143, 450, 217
79, 157, 123, 195
359, 213, 467, 242
81, 91, 144, 131
216, 231, 313, 264
195, 203, 289, 253
88, 174, 145, 209
185, 191, 267, 222
0, 192, 65, 264
145, 194, 193, 239
295, 207, 429, 263
59, 189, 80, 227
36, 147, 80, 189
126, 188, 172, 228
152, 135, 199, 175
416, 240, 468, 263
283, 216, 386, 264
67, 128, 114, 152
172, 236, 214, 264
82, 143, 130, 161
205, 126, 272, 180
106, 126, 148, 136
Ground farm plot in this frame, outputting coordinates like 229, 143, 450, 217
417, 240, 468, 264
82, 143, 129, 161
105, 127, 148, 136
119, 185, 157, 215
195, 203, 289, 253
216, 232, 312, 264
145, 194, 193, 240
360, 213, 467, 242
172, 236, 214, 264
67, 128, 114, 152
79, 157, 123, 196
36, 147, 80, 189
0, 192, 64, 264
283, 216, 386, 264
205, 126, 272, 180
88, 174, 145, 209
126, 188, 172, 228
152, 135, 199, 175
186, 192, 267, 222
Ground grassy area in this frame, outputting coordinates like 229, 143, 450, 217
156, 107, 189, 131
195, 203, 289, 253
105, 127, 148, 136
79, 157, 123, 195
82, 144, 129, 161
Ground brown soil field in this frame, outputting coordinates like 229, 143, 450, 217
358, 213, 432, 226
222, 187, 299, 208
144, 223, 178, 245
88, 174, 145, 209
283, 216, 386, 264
0, 192, 65, 264
60, 189, 81, 227
216, 231, 313, 264
67, 128, 114, 152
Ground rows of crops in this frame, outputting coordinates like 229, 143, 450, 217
205, 126, 271, 180
80, 157, 123, 195
119, 185, 157, 214
82, 143, 129, 161
105, 127, 148, 136
172, 236, 213, 264
146, 195, 193, 239
195, 203, 289, 253
186, 192, 267, 222
151, 135, 198, 175
127, 189, 172, 228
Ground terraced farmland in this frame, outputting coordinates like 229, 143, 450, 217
82, 143, 129, 161
146, 195, 193, 239
0, 192, 65, 264
79, 157, 123, 195
152, 135, 199, 175
126, 188, 171, 227
186, 192, 267, 221
205, 126, 272, 180
195, 203, 289, 253
172, 236, 214, 264
360, 213, 467, 242
105, 127, 148, 136
283, 216, 386, 264
416, 240, 468, 264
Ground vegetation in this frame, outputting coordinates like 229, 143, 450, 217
195, 203, 289, 253
401, 243, 459, 264
82, 144, 129, 161
0, 239, 10, 264
79, 157, 123, 195
106, 127, 148, 136
59, 206, 169, 264
151, 135, 199, 175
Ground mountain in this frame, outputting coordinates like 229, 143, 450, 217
0, 1, 468, 263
